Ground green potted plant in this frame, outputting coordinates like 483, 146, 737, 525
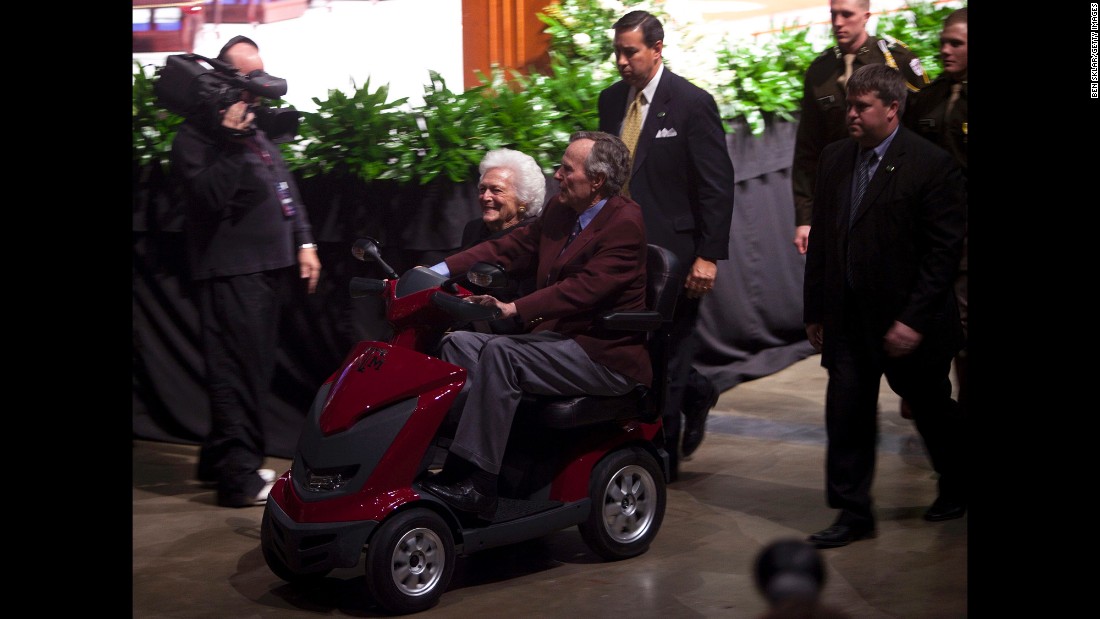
713, 25, 821, 136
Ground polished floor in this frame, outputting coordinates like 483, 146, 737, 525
132, 353, 967, 618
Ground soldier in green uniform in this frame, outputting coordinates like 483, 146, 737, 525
903, 7, 968, 416
792, 0, 928, 255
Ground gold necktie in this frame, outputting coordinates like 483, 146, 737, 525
837, 53, 856, 90
620, 91, 645, 197
621, 91, 645, 157
945, 81, 963, 119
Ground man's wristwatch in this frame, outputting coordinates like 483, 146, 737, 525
299, 243, 317, 250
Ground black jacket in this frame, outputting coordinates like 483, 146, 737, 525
804, 126, 966, 365
170, 121, 315, 280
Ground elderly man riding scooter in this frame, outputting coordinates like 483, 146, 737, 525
424, 131, 651, 519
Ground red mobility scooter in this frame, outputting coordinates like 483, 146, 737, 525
260, 238, 682, 614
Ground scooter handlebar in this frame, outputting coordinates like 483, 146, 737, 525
349, 277, 387, 298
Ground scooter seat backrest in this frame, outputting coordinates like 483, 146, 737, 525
645, 244, 682, 321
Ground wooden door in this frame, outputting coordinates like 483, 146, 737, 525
461, 0, 553, 90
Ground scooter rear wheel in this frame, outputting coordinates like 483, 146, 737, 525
578, 445, 666, 561
365, 507, 455, 614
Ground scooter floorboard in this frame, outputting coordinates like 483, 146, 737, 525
456, 498, 590, 555
492, 497, 566, 522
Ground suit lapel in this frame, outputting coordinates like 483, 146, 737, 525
546, 207, 593, 284
550, 200, 617, 277
547, 211, 577, 256
835, 141, 858, 233
555, 217, 590, 264
851, 133, 904, 227
611, 81, 629, 135
632, 73, 673, 175
608, 83, 628, 128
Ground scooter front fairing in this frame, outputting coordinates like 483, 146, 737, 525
270, 340, 465, 524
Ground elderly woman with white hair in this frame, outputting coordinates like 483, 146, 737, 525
452, 148, 547, 333
459, 148, 547, 250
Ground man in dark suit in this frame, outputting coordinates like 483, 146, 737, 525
597, 10, 736, 473
803, 64, 967, 548
422, 131, 650, 518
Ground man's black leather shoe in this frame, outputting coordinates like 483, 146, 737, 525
807, 523, 876, 549
923, 496, 966, 522
681, 376, 719, 458
422, 477, 498, 520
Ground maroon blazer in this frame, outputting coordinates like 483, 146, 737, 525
444, 194, 651, 386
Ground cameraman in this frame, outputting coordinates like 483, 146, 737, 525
169, 35, 320, 508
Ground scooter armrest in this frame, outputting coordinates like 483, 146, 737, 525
599, 310, 663, 332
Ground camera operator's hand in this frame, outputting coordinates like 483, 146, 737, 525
221, 100, 255, 132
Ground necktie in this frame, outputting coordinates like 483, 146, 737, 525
945, 81, 963, 119
851, 148, 877, 228
560, 219, 582, 255
847, 149, 876, 286
620, 91, 645, 197
621, 91, 645, 156
837, 53, 856, 90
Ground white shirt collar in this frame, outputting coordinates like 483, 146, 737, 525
629, 63, 663, 105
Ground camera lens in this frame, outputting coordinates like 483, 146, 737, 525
255, 106, 302, 143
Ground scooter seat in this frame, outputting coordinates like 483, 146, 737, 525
525, 385, 653, 429
520, 245, 680, 431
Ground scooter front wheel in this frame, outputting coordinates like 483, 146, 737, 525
365, 507, 455, 614
578, 445, 666, 561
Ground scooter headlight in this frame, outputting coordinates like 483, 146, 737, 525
304, 465, 359, 492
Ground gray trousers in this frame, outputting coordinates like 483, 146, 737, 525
439, 330, 638, 474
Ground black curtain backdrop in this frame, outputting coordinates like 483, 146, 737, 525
132, 120, 815, 458
695, 121, 817, 392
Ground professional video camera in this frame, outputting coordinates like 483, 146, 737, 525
154, 53, 301, 142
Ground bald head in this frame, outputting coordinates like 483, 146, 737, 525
222, 41, 264, 75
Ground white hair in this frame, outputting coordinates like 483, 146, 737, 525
478, 148, 546, 218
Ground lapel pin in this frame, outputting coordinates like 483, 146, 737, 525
657, 111, 666, 118
886, 165, 895, 173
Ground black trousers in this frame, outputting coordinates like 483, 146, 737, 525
662, 294, 709, 456
195, 267, 294, 504
823, 293, 966, 528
